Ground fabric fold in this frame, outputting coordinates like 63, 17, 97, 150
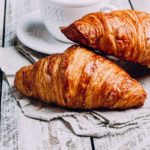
11, 82, 150, 137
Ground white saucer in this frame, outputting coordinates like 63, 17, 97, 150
16, 12, 72, 54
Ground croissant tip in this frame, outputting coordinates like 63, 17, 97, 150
60, 26, 66, 32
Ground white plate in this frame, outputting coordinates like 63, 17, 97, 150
16, 12, 72, 54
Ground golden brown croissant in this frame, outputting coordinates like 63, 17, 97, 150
61, 10, 150, 68
14, 45, 146, 109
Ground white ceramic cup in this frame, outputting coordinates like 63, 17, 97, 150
39, 0, 118, 43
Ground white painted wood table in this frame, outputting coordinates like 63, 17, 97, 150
0, 0, 150, 149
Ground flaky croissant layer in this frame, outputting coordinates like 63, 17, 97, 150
62, 10, 150, 68
15, 45, 146, 109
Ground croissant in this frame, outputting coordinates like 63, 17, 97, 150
61, 10, 150, 68
14, 45, 146, 109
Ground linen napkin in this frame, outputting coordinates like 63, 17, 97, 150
1, 46, 150, 138
0, 47, 30, 75
12, 82, 150, 137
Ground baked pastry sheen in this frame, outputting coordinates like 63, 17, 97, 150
15, 45, 146, 109
61, 10, 150, 68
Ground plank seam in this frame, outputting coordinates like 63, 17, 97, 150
0, 69, 3, 121
128, 0, 134, 10
2, 0, 7, 47
90, 137, 95, 150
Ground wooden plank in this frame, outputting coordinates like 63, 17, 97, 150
48, 120, 92, 150
4, 0, 39, 47
18, 113, 50, 150
130, 0, 150, 13
0, 0, 5, 47
93, 0, 132, 149
1, 74, 19, 150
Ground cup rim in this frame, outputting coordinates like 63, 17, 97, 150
48, 0, 101, 7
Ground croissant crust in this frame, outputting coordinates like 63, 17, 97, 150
14, 45, 146, 109
61, 10, 150, 68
